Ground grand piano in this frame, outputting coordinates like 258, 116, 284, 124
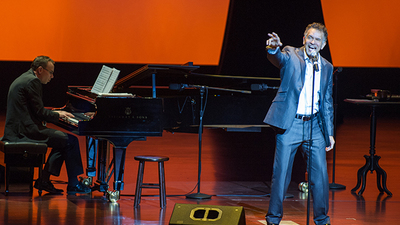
56, 63, 278, 201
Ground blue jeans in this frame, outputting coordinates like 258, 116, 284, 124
266, 116, 330, 225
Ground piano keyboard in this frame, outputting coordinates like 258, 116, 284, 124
62, 112, 92, 126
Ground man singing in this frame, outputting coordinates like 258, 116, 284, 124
264, 23, 335, 225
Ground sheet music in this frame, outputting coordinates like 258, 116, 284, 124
91, 65, 120, 94
103, 68, 120, 93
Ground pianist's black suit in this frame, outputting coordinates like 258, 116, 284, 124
2, 69, 84, 180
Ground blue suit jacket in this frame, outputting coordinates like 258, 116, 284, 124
263, 46, 334, 145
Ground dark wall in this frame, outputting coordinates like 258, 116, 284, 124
335, 67, 400, 119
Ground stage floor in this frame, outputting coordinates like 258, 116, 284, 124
1, 112, 400, 224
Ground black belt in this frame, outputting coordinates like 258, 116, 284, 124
295, 113, 318, 121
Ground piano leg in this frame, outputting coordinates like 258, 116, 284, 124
91, 136, 145, 201
107, 137, 145, 192
86, 138, 111, 193
97, 140, 110, 193
86, 137, 98, 177
113, 146, 126, 191
103, 146, 127, 203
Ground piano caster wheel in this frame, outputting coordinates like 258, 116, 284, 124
79, 176, 93, 187
298, 182, 308, 193
107, 190, 120, 203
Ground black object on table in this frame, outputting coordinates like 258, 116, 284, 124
344, 99, 396, 196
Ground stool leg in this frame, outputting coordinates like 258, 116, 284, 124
134, 161, 145, 208
38, 155, 44, 196
5, 165, 10, 196
29, 166, 34, 194
158, 162, 166, 208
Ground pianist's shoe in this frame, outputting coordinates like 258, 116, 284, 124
34, 179, 64, 194
67, 181, 92, 194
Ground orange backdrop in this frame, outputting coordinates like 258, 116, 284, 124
0, 0, 230, 65
2, 1, 399, 67
321, 0, 400, 68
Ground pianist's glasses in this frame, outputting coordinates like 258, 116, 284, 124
42, 67, 54, 75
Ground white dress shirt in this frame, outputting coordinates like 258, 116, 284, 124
296, 49, 321, 115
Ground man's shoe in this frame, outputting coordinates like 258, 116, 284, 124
67, 182, 91, 194
34, 180, 64, 193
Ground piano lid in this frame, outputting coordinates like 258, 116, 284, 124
114, 62, 200, 89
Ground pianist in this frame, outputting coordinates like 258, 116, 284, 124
2, 56, 91, 194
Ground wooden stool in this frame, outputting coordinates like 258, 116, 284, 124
134, 155, 169, 208
0, 140, 48, 195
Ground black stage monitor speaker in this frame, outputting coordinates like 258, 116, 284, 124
169, 203, 246, 225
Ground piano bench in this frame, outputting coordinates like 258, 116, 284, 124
0, 140, 48, 196
134, 155, 169, 208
